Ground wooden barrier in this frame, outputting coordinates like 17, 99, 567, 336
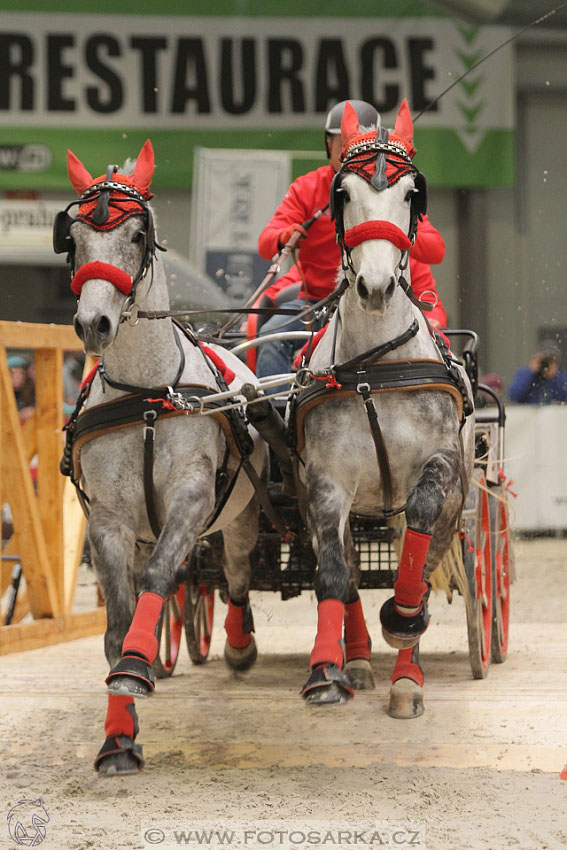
0, 321, 104, 654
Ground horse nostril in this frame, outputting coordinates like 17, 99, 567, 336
357, 276, 369, 301
73, 317, 85, 341
385, 277, 396, 300
97, 315, 111, 338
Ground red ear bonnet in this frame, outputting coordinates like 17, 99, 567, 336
131, 139, 155, 194
340, 101, 361, 148
67, 150, 94, 196
393, 98, 414, 149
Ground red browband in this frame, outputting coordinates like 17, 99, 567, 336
71, 261, 133, 296
344, 221, 412, 252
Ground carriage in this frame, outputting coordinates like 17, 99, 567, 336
153, 325, 514, 684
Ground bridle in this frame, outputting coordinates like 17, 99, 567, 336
330, 128, 427, 280
53, 164, 166, 318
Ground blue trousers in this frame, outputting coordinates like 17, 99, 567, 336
256, 297, 322, 394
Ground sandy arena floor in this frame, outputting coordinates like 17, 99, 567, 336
1, 537, 566, 850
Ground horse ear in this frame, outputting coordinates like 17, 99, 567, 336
341, 101, 360, 146
67, 150, 93, 196
132, 139, 154, 192
393, 98, 414, 146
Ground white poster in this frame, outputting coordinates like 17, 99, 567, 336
189, 148, 290, 304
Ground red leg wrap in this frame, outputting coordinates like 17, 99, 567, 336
392, 647, 424, 688
393, 528, 431, 611
310, 599, 345, 669
104, 694, 138, 738
344, 598, 371, 662
224, 598, 253, 649
122, 592, 164, 663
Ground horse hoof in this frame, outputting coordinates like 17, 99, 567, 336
305, 681, 350, 705
107, 675, 151, 698
224, 636, 258, 671
388, 678, 424, 719
97, 751, 141, 775
380, 597, 429, 650
301, 664, 354, 705
381, 629, 421, 651
344, 659, 376, 690
94, 735, 144, 774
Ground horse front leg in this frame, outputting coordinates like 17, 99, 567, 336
222, 496, 259, 671
380, 447, 461, 719
343, 521, 375, 690
88, 503, 144, 775
106, 467, 215, 700
301, 471, 355, 705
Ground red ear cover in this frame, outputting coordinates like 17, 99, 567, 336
131, 139, 155, 193
393, 98, 414, 148
340, 101, 360, 147
67, 150, 94, 196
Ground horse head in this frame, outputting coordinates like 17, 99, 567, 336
332, 99, 426, 315
59, 139, 159, 354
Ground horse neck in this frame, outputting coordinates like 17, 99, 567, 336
333, 278, 436, 363
102, 257, 188, 389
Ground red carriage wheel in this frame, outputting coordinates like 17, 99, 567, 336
489, 484, 512, 663
462, 469, 493, 679
184, 578, 215, 664
153, 584, 186, 678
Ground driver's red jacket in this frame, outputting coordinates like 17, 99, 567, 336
257, 163, 447, 327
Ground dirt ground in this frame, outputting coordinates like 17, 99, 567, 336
1, 537, 566, 850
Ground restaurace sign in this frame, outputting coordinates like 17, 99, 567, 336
0, 14, 512, 132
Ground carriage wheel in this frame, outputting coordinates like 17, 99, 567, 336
463, 469, 493, 679
184, 577, 215, 664
153, 585, 186, 678
489, 484, 511, 663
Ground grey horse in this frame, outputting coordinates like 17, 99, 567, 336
295, 101, 475, 716
64, 141, 266, 774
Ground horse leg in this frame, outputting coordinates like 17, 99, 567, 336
343, 522, 375, 690
222, 497, 259, 671
300, 473, 355, 705
389, 643, 425, 719
88, 504, 143, 775
107, 468, 215, 699
380, 447, 461, 650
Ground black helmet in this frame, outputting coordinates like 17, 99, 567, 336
324, 100, 380, 135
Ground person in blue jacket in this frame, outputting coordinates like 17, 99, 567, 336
508, 340, 567, 404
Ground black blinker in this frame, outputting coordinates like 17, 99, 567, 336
53, 210, 75, 254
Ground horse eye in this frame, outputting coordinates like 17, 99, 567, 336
131, 230, 145, 244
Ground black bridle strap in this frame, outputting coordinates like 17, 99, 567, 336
334, 318, 419, 373
99, 324, 186, 394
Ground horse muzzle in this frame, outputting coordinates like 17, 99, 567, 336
73, 310, 116, 354
356, 273, 396, 314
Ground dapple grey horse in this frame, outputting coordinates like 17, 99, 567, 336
63, 141, 266, 773
296, 101, 474, 716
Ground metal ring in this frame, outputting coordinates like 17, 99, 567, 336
419, 289, 439, 308
126, 303, 140, 326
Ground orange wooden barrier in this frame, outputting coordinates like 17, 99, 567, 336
0, 321, 105, 654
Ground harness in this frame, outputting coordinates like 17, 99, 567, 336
55, 168, 288, 540
290, 126, 473, 518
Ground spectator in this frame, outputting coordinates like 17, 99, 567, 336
8, 355, 35, 424
476, 372, 505, 407
508, 340, 567, 404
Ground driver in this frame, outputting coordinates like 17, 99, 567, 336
256, 99, 447, 388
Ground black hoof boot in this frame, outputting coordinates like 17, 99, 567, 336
380, 596, 430, 650
301, 664, 355, 705
106, 655, 155, 698
94, 735, 144, 775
